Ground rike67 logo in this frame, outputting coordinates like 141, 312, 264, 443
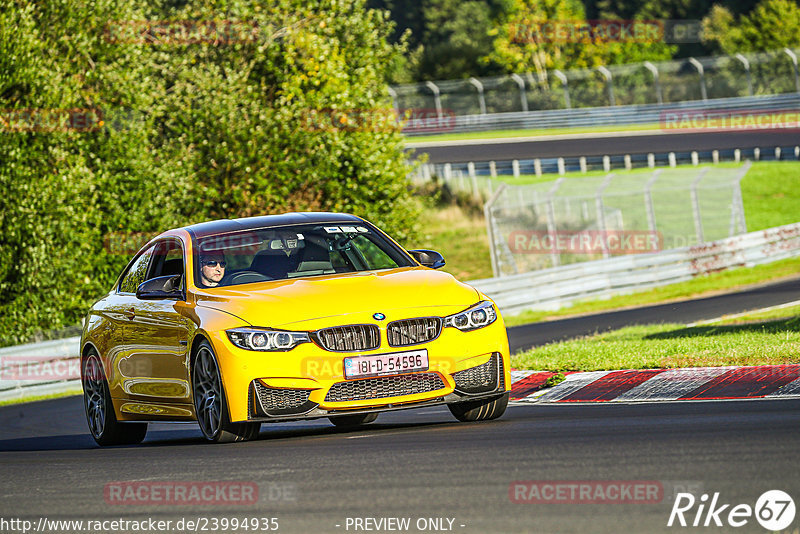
668, 490, 795, 530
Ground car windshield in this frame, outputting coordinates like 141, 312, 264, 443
193, 222, 415, 287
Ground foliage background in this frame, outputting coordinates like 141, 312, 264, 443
0, 0, 418, 346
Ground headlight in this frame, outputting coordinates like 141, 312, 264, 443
443, 301, 497, 332
226, 328, 310, 351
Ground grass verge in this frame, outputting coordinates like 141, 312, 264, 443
405, 123, 662, 144
0, 389, 81, 407
511, 317, 800, 371
413, 203, 493, 281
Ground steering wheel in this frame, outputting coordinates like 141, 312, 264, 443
220, 271, 272, 285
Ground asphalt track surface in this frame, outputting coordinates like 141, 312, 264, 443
2, 281, 800, 533
507, 276, 800, 353
1, 397, 799, 533
408, 130, 800, 163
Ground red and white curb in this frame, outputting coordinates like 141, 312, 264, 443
509, 365, 800, 403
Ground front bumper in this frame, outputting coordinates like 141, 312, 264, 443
245, 353, 508, 423
210, 312, 511, 423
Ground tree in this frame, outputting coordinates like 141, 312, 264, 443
702, 0, 800, 54
489, 0, 675, 79
0, 0, 419, 345
368, 0, 513, 80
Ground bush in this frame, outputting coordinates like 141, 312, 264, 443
0, 0, 418, 346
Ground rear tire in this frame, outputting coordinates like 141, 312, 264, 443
329, 412, 378, 428
448, 392, 509, 422
192, 341, 260, 443
82, 351, 147, 446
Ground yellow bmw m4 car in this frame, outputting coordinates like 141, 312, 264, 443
81, 213, 510, 445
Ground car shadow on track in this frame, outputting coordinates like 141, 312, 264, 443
0, 420, 465, 451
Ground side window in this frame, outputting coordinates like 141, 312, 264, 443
119, 246, 155, 293
351, 235, 399, 270
148, 239, 185, 288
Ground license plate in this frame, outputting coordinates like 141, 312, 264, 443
343, 349, 429, 379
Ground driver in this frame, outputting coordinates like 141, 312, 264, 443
199, 252, 226, 287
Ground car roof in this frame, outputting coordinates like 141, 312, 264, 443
183, 212, 365, 239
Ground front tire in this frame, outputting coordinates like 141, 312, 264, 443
448, 392, 509, 422
329, 412, 378, 428
82, 351, 147, 446
192, 341, 260, 443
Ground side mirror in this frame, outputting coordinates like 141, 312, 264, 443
409, 249, 446, 269
136, 275, 183, 300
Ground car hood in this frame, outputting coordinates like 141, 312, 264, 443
193, 267, 481, 328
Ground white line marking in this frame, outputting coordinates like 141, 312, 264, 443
614, 367, 734, 402
686, 299, 800, 327
767, 376, 800, 397
529, 370, 613, 402
510, 370, 537, 384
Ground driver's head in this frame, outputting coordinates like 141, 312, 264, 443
199, 252, 226, 287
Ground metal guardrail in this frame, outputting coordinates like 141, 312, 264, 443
403, 93, 800, 135
469, 222, 800, 315
0, 336, 82, 403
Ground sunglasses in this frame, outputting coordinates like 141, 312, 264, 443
203, 260, 226, 268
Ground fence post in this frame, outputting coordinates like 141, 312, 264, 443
734, 53, 754, 97
688, 58, 708, 101
468, 162, 479, 197
512, 159, 520, 179
553, 70, 570, 109
691, 168, 709, 244
595, 174, 615, 258
785, 48, 800, 93
545, 178, 565, 267
483, 184, 507, 278
468, 77, 487, 115
643, 61, 663, 104
733, 161, 751, 234
489, 160, 497, 178
425, 81, 443, 119
387, 87, 398, 114
510, 73, 529, 112
644, 169, 662, 234
597, 66, 615, 106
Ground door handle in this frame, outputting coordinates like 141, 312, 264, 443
124, 307, 136, 320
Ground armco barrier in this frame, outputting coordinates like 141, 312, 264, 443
469, 222, 800, 315
402, 93, 800, 135
1, 222, 799, 403
0, 336, 82, 403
